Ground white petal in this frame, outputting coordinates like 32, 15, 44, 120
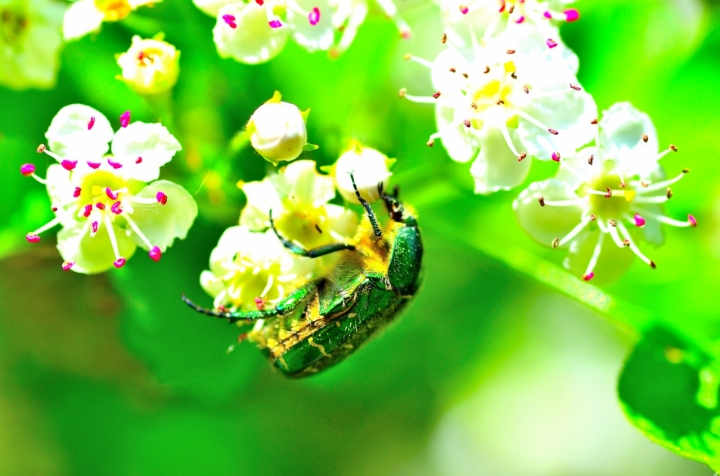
513, 179, 583, 246
213, 3, 288, 64
63, 0, 104, 41
470, 126, 530, 194
276, 160, 336, 207
239, 179, 283, 230
324, 204, 359, 240
129, 180, 198, 251
435, 105, 478, 164
288, 0, 334, 52
599, 102, 660, 177
45, 104, 113, 161
334, 146, 392, 203
57, 222, 137, 274
111, 122, 181, 181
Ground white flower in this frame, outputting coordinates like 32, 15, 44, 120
63, 0, 160, 41
330, 141, 393, 204
247, 92, 310, 165
240, 160, 358, 252
437, 0, 579, 54
0, 0, 65, 90
22, 104, 197, 274
513, 102, 695, 282
401, 28, 596, 194
200, 226, 315, 311
116, 35, 180, 96
206, 0, 408, 63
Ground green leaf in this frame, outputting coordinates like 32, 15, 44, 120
618, 326, 720, 471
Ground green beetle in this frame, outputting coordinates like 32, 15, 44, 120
183, 177, 423, 378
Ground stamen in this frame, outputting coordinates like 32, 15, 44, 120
20, 163, 35, 176
106, 187, 119, 200
551, 152, 560, 162
689, 215, 697, 227
123, 213, 155, 252
639, 172, 686, 193
632, 208, 696, 228
156, 191, 168, 205
92, 221, 99, 234
514, 109, 556, 134
260, 273, 275, 298
633, 213, 646, 227
269, 20, 283, 28
543, 198, 584, 207
308, 7, 320, 25
111, 201, 123, 214
616, 224, 655, 268
96, 203, 106, 210
642, 133, 649, 143
606, 224, 626, 248
633, 195, 668, 205
555, 215, 593, 247
564, 9, 580, 22
107, 159, 123, 169
583, 232, 604, 281
400, 92, 439, 104
25, 233, 41, 243
119, 111, 131, 128
62, 261, 75, 271
28, 216, 62, 238
498, 119, 521, 157
88, 162, 101, 169
149, 246, 162, 262
588, 154, 594, 165
83, 204, 93, 217
88, 117, 95, 130
104, 215, 123, 264
114, 258, 127, 268
36, 144, 46, 153
73, 187, 81, 198
518, 151, 527, 161
136, 157, 142, 164
61, 160, 77, 171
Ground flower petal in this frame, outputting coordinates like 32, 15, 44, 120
599, 102, 660, 177
513, 179, 583, 246
288, 0, 335, 52
470, 126, 531, 194
564, 231, 635, 284
274, 160, 336, 207
62, 0, 104, 41
45, 104, 113, 160
57, 222, 137, 274
240, 179, 283, 230
213, 3, 288, 64
129, 180, 198, 251
111, 122, 181, 181
435, 105, 478, 164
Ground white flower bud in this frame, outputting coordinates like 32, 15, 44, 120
116, 35, 180, 96
247, 92, 310, 165
333, 143, 393, 204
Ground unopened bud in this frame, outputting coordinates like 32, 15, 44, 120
333, 143, 392, 204
117, 36, 180, 95
247, 92, 309, 165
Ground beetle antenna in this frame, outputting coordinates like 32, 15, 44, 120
351, 173, 382, 238
270, 209, 356, 257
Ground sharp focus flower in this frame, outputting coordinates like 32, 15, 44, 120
0, 0, 65, 90
240, 160, 359, 252
204, 0, 408, 63
116, 35, 180, 96
401, 29, 596, 194
513, 102, 695, 282
22, 104, 197, 273
63, 0, 160, 41
437, 0, 579, 53
247, 92, 312, 165
329, 141, 394, 204
200, 226, 315, 311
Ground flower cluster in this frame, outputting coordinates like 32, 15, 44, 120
116, 34, 181, 96
401, 0, 694, 281
21, 104, 197, 273
200, 140, 393, 312
192, 0, 410, 64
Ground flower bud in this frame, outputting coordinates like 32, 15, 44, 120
333, 143, 393, 204
116, 35, 180, 96
247, 92, 310, 165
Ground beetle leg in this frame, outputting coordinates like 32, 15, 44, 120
269, 210, 356, 258
182, 293, 278, 323
351, 173, 382, 238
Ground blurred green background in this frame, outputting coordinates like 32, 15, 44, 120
1, 0, 719, 474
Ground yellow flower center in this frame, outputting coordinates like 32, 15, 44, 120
584, 173, 636, 221
94, 0, 132, 21
78, 171, 128, 208
468, 61, 517, 129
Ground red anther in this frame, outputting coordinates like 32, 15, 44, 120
688, 214, 697, 227
650, 261, 657, 269
255, 297, 265, 310
400, 30, 411, 40
551, 152, 561, 162
111, 201, 123, 214
432, 91, 441, 99
222, 14, 237, 28
582, 272, 594, 281
88, 161, 101, 169
506, 49, 516, 54
20, 163, 36, 176
634, 213, 646, 227
463, 119, 471, 128
36, 144, 46, 153
538, 196, 545, 207
88, 116, 96, 130
590, 214, 596, 221
642, 133, 649, 143
564, 9, 579, 22
548, 129, 559, 135
515, 15, 525, 24
96, 203, 106, 210
268, 19, 282, 28
156, 191, 168, 205
441, 33, 447, 44
459, 5, 468, 14
120, 111, 131, 128
523, 85, 529, 94
73, 187, 81, 197
83, 204, 93, 217
518, 152, 527, 161
106, 187, 119, 200
308, 7, 320, 25
570, 84, 581, 91
136, 157, 142, 164
426, 139, 434, 147
546, 38, 558, 49
670, 144, 678, 152
108, 159, 123, 169
591, 118, 598, 124
499, 0, 505, 12
51, 206, 58, 212
91, 221, 99, 233
62, 261, 75, 271
113, 257, 127, 268
543, 10, 552, 19
149, 245, 162, 262
588, 154, 594, 165
237, 333, 249, 343
25, 233, 41, 243
254, 0, 263, 4
61, 160, 77, 171
605, 188, 612, 198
